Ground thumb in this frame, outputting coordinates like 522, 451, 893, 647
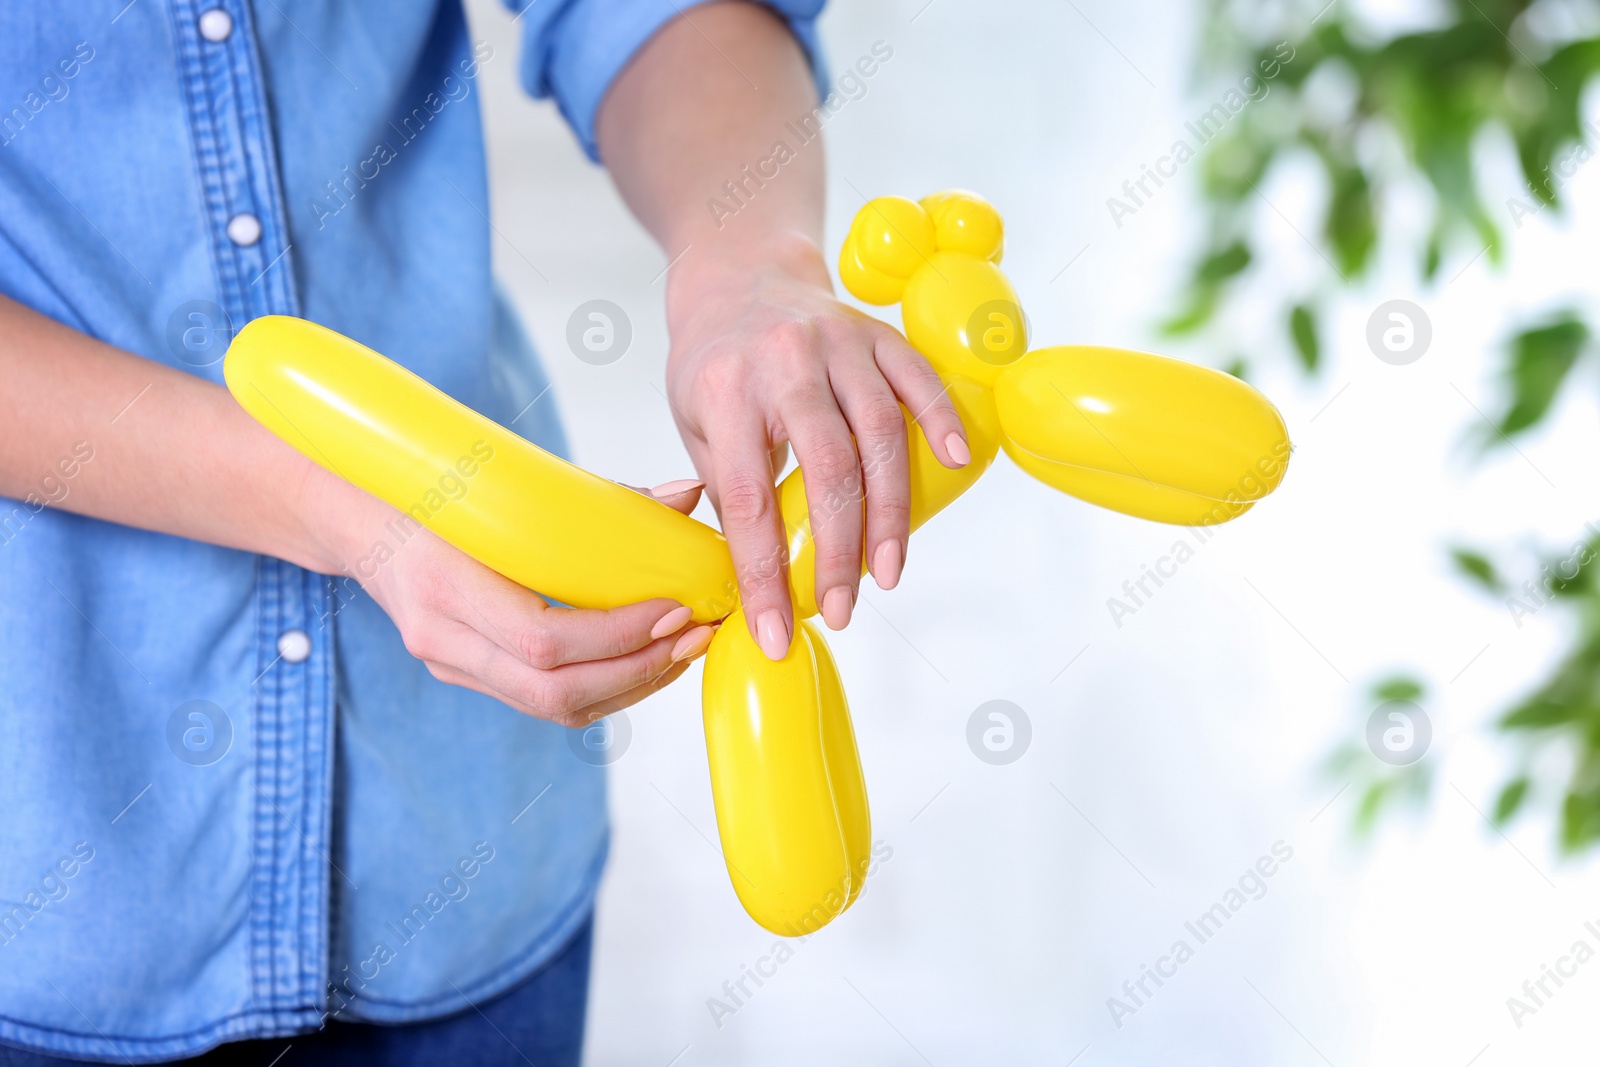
622, 478, 706, 516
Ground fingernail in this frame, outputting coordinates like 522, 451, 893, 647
671, 624, 714, 662
650, 478, 705, 497
755, 609, 791, 661
650, 604, 693, 639
872, 540, 903, 590
945, 432, 971, 466
821, 586, 855, 630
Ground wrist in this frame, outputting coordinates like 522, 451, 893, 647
288, 460, 399, 578
665, 227, 832, 319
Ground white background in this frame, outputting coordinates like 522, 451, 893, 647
462, 0, 1600, 1062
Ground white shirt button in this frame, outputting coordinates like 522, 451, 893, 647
277, 630, 312, 664
198, 8, 233, 42
226, 213, 261, 247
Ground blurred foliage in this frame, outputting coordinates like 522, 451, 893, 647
1182, 1, 1600, 849
1492, 312, 1588, 437
1183, 0, 1600, 342
1451, 545, 1504, 591
1487, 532, 1600, 848
1323, 676, 1434, 835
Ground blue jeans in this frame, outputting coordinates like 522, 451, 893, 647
0, 913, 592, 1067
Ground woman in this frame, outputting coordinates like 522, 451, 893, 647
0, 1, 969, 1062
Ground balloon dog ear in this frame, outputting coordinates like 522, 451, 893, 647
920, 189, 1005, 263
839, 190, 1006, 307
838, 195, 932, 305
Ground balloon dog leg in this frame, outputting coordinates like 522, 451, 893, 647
701, 610, 870, 935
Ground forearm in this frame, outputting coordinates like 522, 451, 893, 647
593, 4, 969, 655
596, 1, 823, 263
0, 293, 378, 572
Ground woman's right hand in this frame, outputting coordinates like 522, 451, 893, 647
305, 472, 715, 727
0, 294, 710, 726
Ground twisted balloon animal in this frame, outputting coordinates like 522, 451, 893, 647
222, 190, 1290, 937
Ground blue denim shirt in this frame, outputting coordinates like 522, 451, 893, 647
0, 1, 822, 1060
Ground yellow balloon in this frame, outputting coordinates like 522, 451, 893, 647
222, 189, 1295, 939
224, 316, 738, 621
811, 629, 871, 912
839, 191, 1291, 529
701, 610, 868, 935
993, 345, 1291, 525
853, 194, 936, 278
900, 252, 1028, 388
837, 227, 907, 306
919, 189, 1005, 263
779, 376, 1001, 618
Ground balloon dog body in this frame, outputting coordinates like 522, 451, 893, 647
224, 191, 1290, 936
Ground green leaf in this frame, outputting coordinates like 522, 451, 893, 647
1547, 536, 1600, 598
1221, 357, 1249, 380
1196, 241, 1252, 284
1502, 698, 1582, 730
1494, 777, 1530, 824
1289, 304, 1319, 373
1422, 233, 1442, 281
1322, 743, 1368, 776
1354, 780, 1389, 834
1374, 676, 1424, 702
1561, 786, 1600, 852
1201, 135, 1274, 203
1326, 165, 1377, 277
1495, 316, 1588, 439
1451, 547, 1503, 591
1160, 289, 1221, 336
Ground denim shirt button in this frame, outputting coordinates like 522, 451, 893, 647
198, 9, 233, 42
226, 212, 261, 247
277, 629, 311, 664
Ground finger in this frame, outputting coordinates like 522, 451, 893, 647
649, 478, 706, 515
578, 656, 697, 719
830, 364, 910, 603
620, 478, 707, 516
425, 659, 687, 724
429, 653, 694, 724
433, 627, 684, 726
528, 600, 697, 665
873, 328, 970, 470
783, 382, 868, 627
425, 622, 712, 725
425, 660, 552, 719
435, 564, 687, 668
709, 411, 793, 662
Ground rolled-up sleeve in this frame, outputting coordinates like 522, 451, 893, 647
508, 0, 828, 161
